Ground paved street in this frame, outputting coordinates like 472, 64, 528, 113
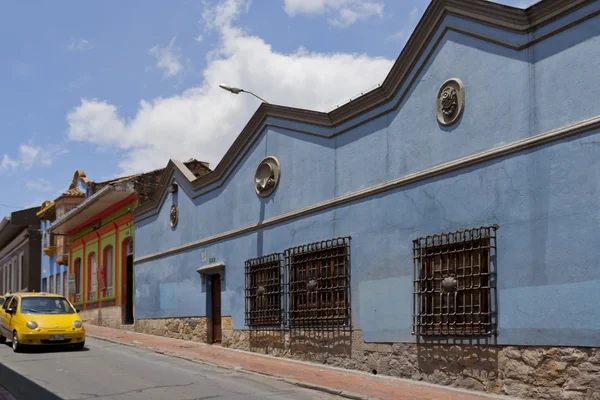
0, 338, 338, 400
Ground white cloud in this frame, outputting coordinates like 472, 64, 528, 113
283, 0, 384, 27
66, 0, 393, 175
149, 37, 183, 78
0, 155, 18, 171
19, 144, 40, 168
68, 38, 93, 51
0, 143, 67, 173
26, 178, 53, 192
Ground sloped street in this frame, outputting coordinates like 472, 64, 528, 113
0, 338, 336, 400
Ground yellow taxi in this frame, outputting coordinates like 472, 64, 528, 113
0, 292, 85, 352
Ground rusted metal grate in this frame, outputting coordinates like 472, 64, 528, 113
412, 226, 497, 337
285, 237, 351, 331
245, 253, 285, 327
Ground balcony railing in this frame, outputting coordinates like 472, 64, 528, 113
88, 291, 97, 301
43, 245, 57, 257
105, 287, 113, 297
75, 293, 82, 303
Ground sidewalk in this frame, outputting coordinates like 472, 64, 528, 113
86, 325, 517, 400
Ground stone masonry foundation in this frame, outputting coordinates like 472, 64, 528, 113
132, 317, 600, 400
79, 306, 123, 329
134, 317, 209, 344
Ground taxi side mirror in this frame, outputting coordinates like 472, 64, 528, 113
6, 308, 14, 315
76, 308, 80, 313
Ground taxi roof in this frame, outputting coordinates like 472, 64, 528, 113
14, 292, 65, 298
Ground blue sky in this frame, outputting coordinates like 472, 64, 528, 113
0, 0, 535, 214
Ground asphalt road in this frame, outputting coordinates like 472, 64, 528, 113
0, 337, 339, 400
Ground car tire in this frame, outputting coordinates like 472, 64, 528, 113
74, 342, 85, 351
0, 334, 6, 344
12, 331, 21, 353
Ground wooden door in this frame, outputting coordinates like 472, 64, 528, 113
124, 255, 134, 324
211, 275, 222, 343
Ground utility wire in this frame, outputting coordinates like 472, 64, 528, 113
0, 202, 24, 209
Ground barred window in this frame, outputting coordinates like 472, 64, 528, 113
245, 253, 283, 327
413, 226, 497, 337
286, 237, 350, 330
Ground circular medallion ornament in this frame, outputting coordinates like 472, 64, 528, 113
257, 286, 266, 296
441, 276, 458, 293
170, 204, 178, 228
254, 156, 281, 197
436, 78, 465, 126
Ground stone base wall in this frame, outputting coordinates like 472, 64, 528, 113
79, 306, 123, 329
134, 317, 209, 344
133, 318, 600, 399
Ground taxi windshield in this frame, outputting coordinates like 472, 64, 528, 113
20, 297, 75, 315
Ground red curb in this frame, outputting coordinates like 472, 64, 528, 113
86, 324, 516, 400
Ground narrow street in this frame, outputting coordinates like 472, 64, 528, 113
0, 338, 338, 400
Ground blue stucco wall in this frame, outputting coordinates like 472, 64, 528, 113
133, 4, 600, 347
40, 219, 68, 294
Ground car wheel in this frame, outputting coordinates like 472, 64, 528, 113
0, 333, 6, 344
73, 342, 85, 351
12, 331, 21, 353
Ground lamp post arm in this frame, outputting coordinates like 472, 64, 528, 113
241, 90, 269, 104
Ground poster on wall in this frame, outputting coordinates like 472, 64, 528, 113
97, 266, 106, 291
68, 274, 76, 293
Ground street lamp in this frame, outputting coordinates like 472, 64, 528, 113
219, 83, 269, 104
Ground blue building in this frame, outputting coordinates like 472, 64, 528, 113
37, 171, 87, 296
130, 0, 600, 398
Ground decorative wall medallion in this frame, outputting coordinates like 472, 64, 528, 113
307, 279, 318, 292
257, 286, 266, 296
436, 78, 465, 126
170, 204, 178, 227
254, 156, 280, 197
441, 276, 458, 293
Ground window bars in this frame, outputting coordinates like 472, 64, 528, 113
286, 237, 351, 330
244, 237, 351, 331
412, 225, 498, 337
245, 253, 285, 327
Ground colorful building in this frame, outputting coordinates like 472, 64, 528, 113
130, 0, 600, 398
37, 171, 87, 296
0, 207, 42, 294
47, 161, 210, 328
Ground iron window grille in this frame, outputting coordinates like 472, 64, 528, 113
245, 253, 285, 327
285, 237, 351, 331
412, 225, 497, 337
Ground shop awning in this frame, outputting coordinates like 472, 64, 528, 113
48, 185, 134, 235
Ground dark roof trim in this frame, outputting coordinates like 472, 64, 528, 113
133, 0, 596, 219
135, 114, 600, 264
